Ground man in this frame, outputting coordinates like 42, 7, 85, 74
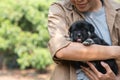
48, 0, 120, 80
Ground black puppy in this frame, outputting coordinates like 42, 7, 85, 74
69, 20, 118, 75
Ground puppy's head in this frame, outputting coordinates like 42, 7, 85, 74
69, 20, 95, 42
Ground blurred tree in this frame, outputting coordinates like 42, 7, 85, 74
0, 0, 55, 70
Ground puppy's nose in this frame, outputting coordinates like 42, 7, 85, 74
78, 34, 81, 38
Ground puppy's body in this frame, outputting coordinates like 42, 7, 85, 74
69, 20, 118, 75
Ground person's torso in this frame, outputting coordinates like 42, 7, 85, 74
50, 0, 120, 80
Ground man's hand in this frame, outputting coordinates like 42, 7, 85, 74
81, 62, 117, 80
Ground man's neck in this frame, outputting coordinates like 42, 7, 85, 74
90, 0, 103, 12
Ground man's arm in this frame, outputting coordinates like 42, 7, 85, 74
56, 42, 120, 61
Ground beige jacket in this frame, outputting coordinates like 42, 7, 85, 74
48, 0, 120, 80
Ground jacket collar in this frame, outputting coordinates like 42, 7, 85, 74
104, 0, 118, 45
108, 0, 120, 10
64, 0, 74, 11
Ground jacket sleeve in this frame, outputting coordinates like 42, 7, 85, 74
116, 9, 120, 45
47, 3, 71, 63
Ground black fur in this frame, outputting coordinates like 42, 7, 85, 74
69, 20, 118, 75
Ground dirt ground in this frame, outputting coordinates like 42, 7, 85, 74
0, 65, 55, 80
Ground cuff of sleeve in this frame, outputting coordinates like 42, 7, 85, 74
48, 36, 71, 64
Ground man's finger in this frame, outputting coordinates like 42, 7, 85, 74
100, 61, 115, 74
87, 62, 102, 76
81, 66, 99, 80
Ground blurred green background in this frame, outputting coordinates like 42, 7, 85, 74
0, 0, 55, 70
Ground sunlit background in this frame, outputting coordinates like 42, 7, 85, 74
0, 0, 120, 80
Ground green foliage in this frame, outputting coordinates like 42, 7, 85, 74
0, 0, 55, 70
31, 48, 52, 69
17, 48, 52, 69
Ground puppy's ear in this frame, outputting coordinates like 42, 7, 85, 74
69, 26, 72, 33
68, 27, 73, 41
88, 24, 95, 33
68, 26, 72, 37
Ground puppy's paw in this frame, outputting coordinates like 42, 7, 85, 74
83, 39, 95, 46
83, 41, 91, 46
